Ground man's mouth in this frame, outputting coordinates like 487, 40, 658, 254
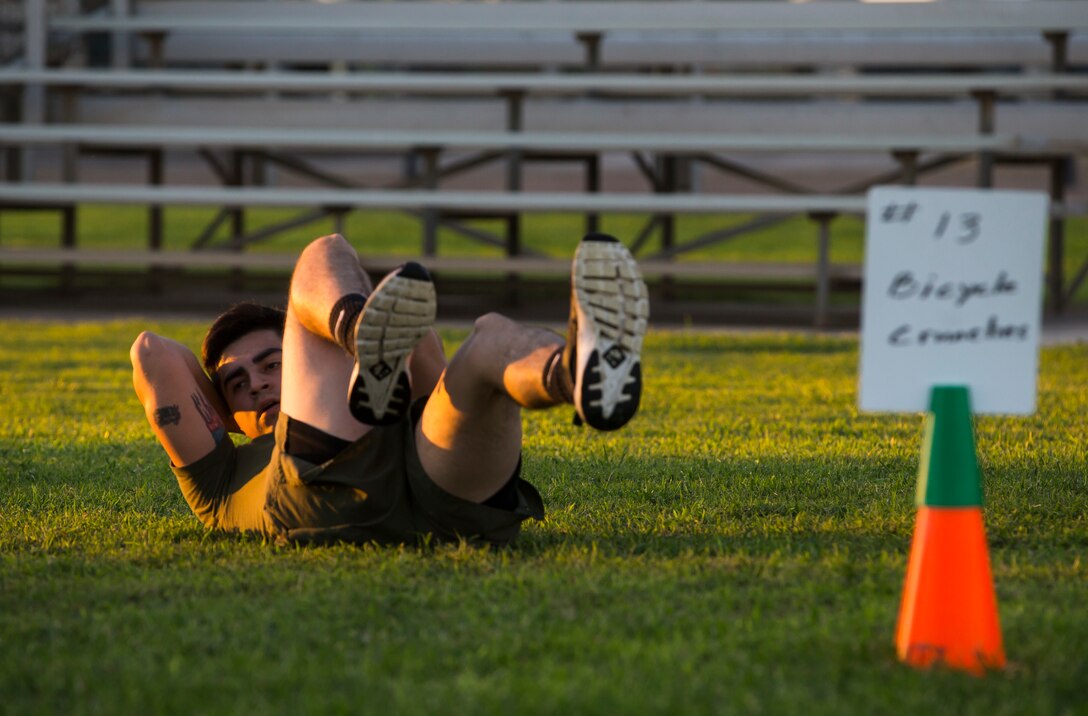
257, 400, 280, 421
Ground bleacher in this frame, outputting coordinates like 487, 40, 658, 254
1, 0, 1087, 325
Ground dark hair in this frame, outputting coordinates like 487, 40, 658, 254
201, 302, 287, 377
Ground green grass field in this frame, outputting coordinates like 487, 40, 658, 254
1, 321, 1085, 715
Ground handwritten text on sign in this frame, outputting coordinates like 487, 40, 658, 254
858, 187, 1047, 414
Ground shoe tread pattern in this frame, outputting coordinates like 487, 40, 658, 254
573, 237, 649, 431
348, 264, 436, 426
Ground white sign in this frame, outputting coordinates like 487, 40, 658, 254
859, 186, 1047, 415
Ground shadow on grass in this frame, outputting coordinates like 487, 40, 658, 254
12, 443, 1082, 563
512, 525, 911, 563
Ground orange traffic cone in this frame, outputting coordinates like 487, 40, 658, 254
895, 386, 1005, 676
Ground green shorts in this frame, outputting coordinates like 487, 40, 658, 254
263, 399, 544, 547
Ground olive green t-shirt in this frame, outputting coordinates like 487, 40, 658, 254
171, 434, 278, 538
170, 414, 544, 546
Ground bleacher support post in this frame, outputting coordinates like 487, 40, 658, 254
503, 91, 526, 306
1048, 157, 1067, 314
503, 90, 525, 259
575, 32, 602, 69
148, 149, 164, 293
420, 147, 440, 256
585, 155, 600, 235
972, 90, 996, 189
893, 151, 919, 186
810, 212, 835, 329
60, 206, 76, 293
110, 0, 131, 69
22, 0, 45, 179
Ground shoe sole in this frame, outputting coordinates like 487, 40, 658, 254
348, 263, 436, 425
572, 235, 649, 431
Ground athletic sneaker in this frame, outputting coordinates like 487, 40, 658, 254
566, 233, 649, 431
348, 262, 437, 426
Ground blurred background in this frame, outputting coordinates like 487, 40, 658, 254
0, 0, 1085, 326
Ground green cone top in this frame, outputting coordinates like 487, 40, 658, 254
916, 386, 984, 508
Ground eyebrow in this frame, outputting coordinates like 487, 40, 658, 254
216, 364, 246, 391
253, 347, 282, 364
216, 348, 282, 389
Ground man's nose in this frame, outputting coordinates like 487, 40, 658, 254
249, 372, 270, 395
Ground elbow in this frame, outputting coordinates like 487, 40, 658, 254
131, 331, 183, 387
130, 331, 164, 370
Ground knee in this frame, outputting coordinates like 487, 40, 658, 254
298, 233, 351, 267
471, 312, 515, 340
290, 234, 364, 306
465, 312, 519, 353
451, 313, 515, 370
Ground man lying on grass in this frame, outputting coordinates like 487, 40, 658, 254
130, 233, 648, 546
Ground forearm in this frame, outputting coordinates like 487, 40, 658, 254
131, 332, 239, 441
145, 336, 230, 418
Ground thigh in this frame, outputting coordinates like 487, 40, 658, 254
415, 365, 523, 504
279, 309, 370, 443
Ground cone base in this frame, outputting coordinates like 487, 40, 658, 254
896, 507, 1005, 676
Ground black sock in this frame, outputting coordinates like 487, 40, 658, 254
542, 345, 574, 405
328, 292, 367, 356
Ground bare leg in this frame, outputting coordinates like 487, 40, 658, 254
415, 233, 648, 502
280, 234, 372, 442
417, 312, 568, 503
282, 234, 444, 441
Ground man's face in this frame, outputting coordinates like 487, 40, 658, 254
215, 329, 283, 438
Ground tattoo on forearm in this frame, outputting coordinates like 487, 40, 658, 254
191, 392, 227, 443
154, 405, 182, 427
